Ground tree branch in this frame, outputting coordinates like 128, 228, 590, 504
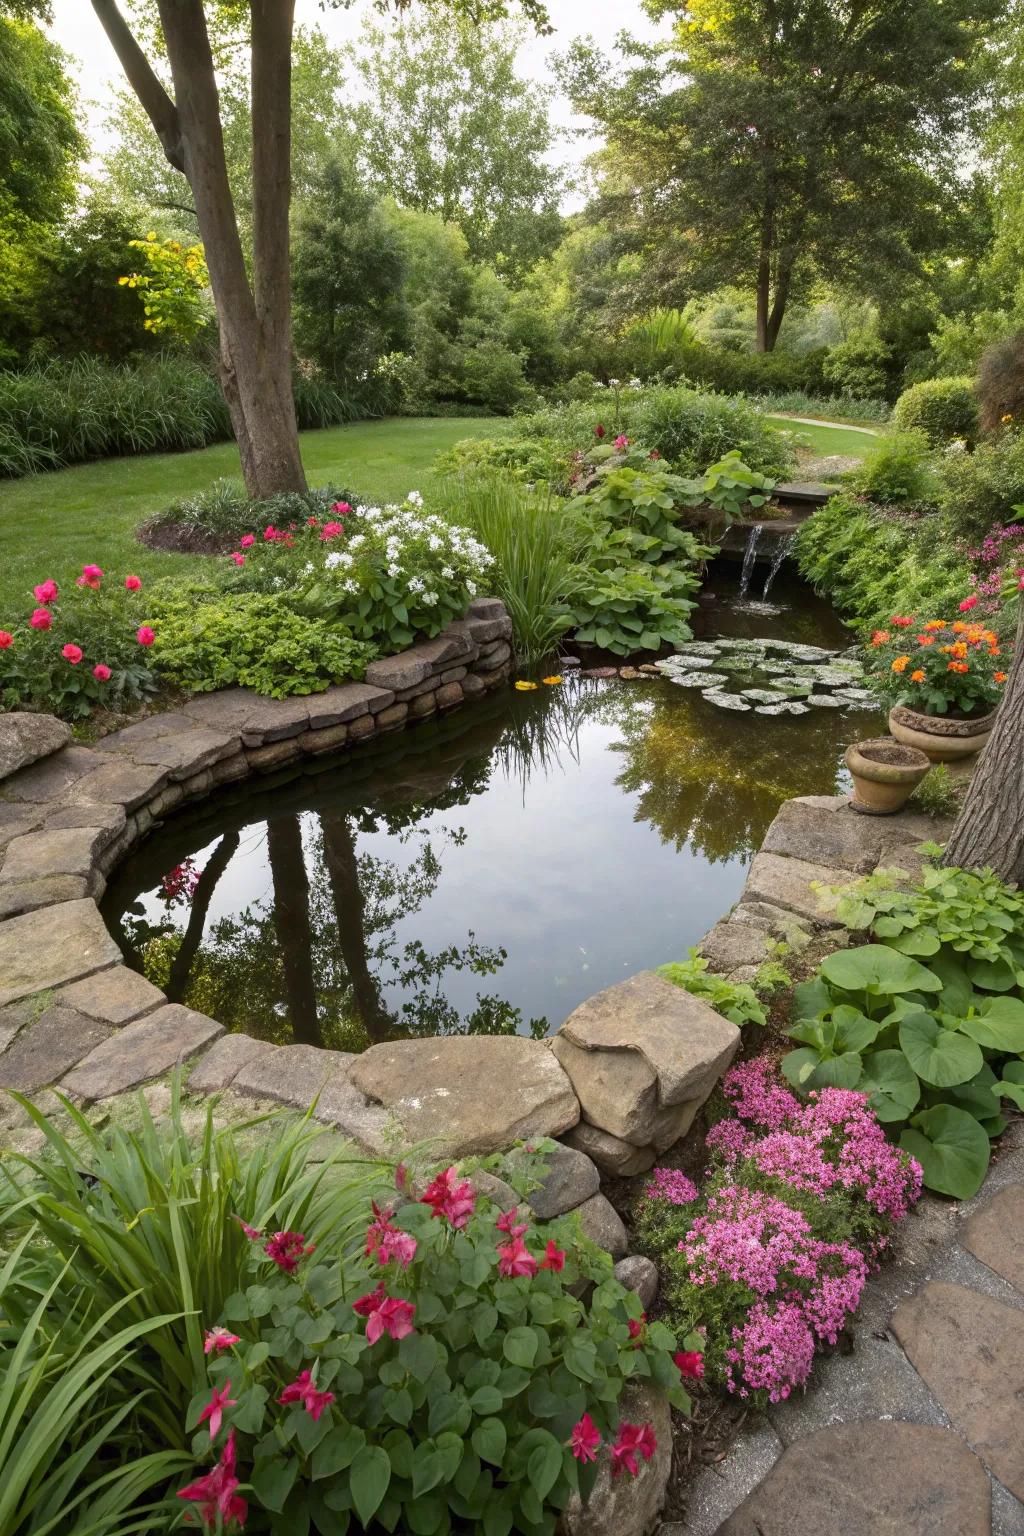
91, 0, 185, 172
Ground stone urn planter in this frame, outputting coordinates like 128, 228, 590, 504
845, 737, 931, 816
888, 703, 996, 764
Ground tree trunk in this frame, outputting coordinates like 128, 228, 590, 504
942, 607, 1024, 882
165, 831, 240, 1003
755, 234, 772, 354
320, 813, 393, 1044
266, 814, 322, 1046
92, 0, 306, 498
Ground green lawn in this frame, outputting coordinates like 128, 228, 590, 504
765, 415, 882, 460
0, 416, 499, 594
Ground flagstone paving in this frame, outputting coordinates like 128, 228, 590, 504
666, 1125, 1024, 1535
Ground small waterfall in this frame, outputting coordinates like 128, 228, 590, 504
738, 523, 764, 599
762, 532, 797, 599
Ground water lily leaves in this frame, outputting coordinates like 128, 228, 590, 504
959, 996, 1024, 1054
900, 1104, 991, 1199
820, 945, 943, 1000
858, 1049, 921, 1123
898, 1013, 983, 1088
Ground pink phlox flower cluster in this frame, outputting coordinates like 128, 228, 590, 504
799, 1243, 868, 1344
722, 1057, 800, 1129
725, 1299, 815, 1402
680, 1186, 819, 1294
748, 1129, 839, 1196
704, 1118, 754, 1163
644, 1167, 699, 1204
800, 1089, 922, 1220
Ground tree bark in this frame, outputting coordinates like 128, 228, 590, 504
92, 0, 307, 497
266, 814, 322, 1046
320, 813, 393, 1044
943, 607, 1024, 882
165, 831, 240, 1003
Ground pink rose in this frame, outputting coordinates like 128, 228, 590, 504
33, 580, 58, 604
30, 608, 52, 630
92, 663, 111, 681
136, 626, 155, 647
125, 574, 142, 591
62, 643, 83, 665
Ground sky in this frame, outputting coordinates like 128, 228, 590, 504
46, 0, 668, 199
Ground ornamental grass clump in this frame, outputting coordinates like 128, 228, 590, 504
173, 1149, 699, 1534
0, 563, 158, 717
635, 1057, 921, 1406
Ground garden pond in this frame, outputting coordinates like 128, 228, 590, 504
103, 564, 883, 1048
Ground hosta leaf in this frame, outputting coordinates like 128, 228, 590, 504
858, 1049, 921, 1123
900, 1105, 991, 1198
899, 1014, 983, 1088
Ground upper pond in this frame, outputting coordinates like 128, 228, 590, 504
103, 563, 882, 1050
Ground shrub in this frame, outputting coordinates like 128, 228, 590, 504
634, 1057, 920, 1403
851, 430, 934, 505
865, 614, 1007, 717
658, 950, 767, 1026
0, 564, 158, 718
149, 590, 377, 697
976, 327, 1024, 438
149, 480, 359, 543
175, 1149, 695, 1534
569, 561, 699, 656
936, 431, 1024, 544
821, 333, 892, 400
892, 377, 978, 447
794, 492, 967, 632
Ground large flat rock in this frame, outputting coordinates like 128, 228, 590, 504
892, 1280, 1024, 1500
716, 1420, 990, 1535
0, 899, 121, 1007
181, 689, 311, 745
744, 851, 857, 927
962, 1184, 1024, 1294
95, 714, 240, 779
230, 1042, 392, 1152
0, 825, 108, 885
58, 965, 165, 1025
1, 745, 106, 803
349, 1035, 579, 1156
61, 1004, 223, 1100
0, 713, 71, 782
0, 1005, 112, 1092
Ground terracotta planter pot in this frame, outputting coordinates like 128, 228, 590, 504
888, 703, 996, 764
845, 737, 931, 816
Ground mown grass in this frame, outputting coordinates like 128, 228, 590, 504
764, 416, 882, 459
0, 416, 501, 594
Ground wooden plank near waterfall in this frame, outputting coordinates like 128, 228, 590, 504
772, 482, 842, 505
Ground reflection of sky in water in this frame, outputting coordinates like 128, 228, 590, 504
110, 567, 882, 1037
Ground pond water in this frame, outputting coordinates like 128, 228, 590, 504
103, 564, 883, 1050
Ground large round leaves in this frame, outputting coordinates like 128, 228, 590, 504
858, 1049, 921, 1123
898, 1014, 983, 1088
819, 945, 942, 1001
959, 996, 1024, 1054
900, 1104, 991, 1199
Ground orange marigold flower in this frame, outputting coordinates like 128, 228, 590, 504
923, 620, 946, 631
871, 630, 890, 646
989, 647, 1001, 657
951, 621, 967, 634
995, 671, 1008, 683
891, 615, 914, 628
910, 669, 926, 683
891, 655, 911, 674
947, 661, 969, 674
917, 635, 936, 647
951, 642, 968, 659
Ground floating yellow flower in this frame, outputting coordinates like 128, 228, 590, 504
542, 675, 563, 686
514, 680, 539, 691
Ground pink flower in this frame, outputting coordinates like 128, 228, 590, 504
645, 1168, 699, 1205
62, 643, 83, 665
497, 1235, 538, 1278
239, 534, 255, 548
230, 552, 246, 566
92, 663, 111, 682
675, 1350, 704, 1380
177, 1430, 247, 1531
232, 1215, 262, 1241
263, 525, 279, 542
203, 1326, 240, 1355
0, 631, 13, 649
570, 1413, 601, 1463
76, 564, 103, 589
353, 1283, 416, 1344
540, 1239, 566, 1272
959, 595, 978, 611
33, 580, 58, 604
30, 608, 52, 630
331, 501, 352, 515
496, 1206, 528, 1239
628, 1315, 646, 1343
365, 1202, 417, 1268
125, 574, 142, 591
319, 520, 345, 541
278, 1369, 335, 1421
197, 1380, 237, 1442
264, 1230, 314, 1272
610, 1421, 657, 1478
136, 626, 156, 646
420, 1167, 476, 1229
614, 434, 630, 450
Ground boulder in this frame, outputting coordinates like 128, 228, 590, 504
698, 921, 771, 973
574, 1192, 628, 1258
61, 1003, 223, 1101
551, 973, 739, 1145
506, 1142, 600, 1219
744, 851, 856, 927
560, 1380, 671, 1536
349, 1035, 579, 1157
613, 1255, 659, 1310
0, 713, 71, 782
563, 1122, 657, 1178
